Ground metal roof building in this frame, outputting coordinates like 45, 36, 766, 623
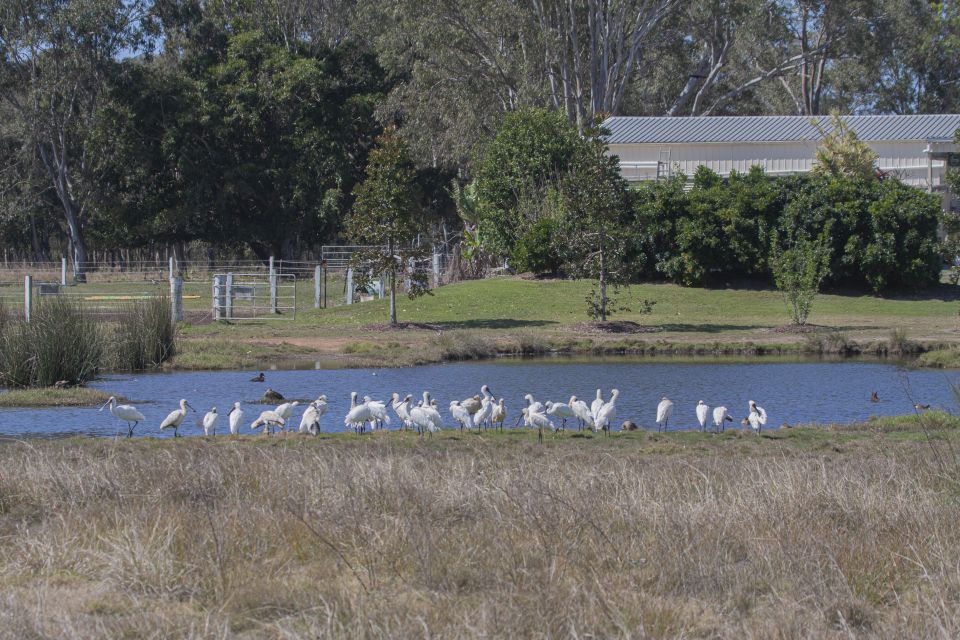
603, 114, 960, 210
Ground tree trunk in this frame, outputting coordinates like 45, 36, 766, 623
37, 142, 88, 281
599, 241, 607, 322
388, 239, 397, 325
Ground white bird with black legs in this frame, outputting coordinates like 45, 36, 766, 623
696, 400, 710, 432
491, 398, 507, 431
656, 397, 674, 433
345, 392, 374, 434
251, 410, 285, 433
474, 396, 493, 430
545, 399, 575, 431
314, 395, 328, 420
570, 395, 594, 431
100, 396, 145, 438
392, 393, 413, 430
590, 389, 604, 423
595, 389, 619, 435
450, 400, 473, 430
228, 402, 243, 435
202, 407, 219, 436
712, 406, 733, 433
746, 400, 768, 433
526, 404, 555, 444
299, 402, 322, 435
275, 401, 300, 429
364, 395, 391, 429
410, 391, 443, 436
160, 399, 193, 438
523, 394, 544, 414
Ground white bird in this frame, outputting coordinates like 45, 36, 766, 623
160, 399, 193, 437
392, 393, 413, 430
345, 392, 374, 434
474, 396, 493, 429
656, 397, 674, 433
595, 389, 620, 434
747, 400, 768, 433
590, 389, 604, 423
100, 396, 145, 438
275, 401, 300, 428
251, 410, 285, 433
570, 395, 594, 431
545, 399, 575, 431
523, 394, 544, 414
299, 402, 321, 435
712, 406, 733, 433
202, 407, 219, 436
462, 395, 482, 415
228, 402, 243, 435
450, 400, 473, 430
491, 398, 507, 430
364, 395, 391, 429
696, 400, 710, 432
314, 395, 328, 419
410, 391, 443, 436
527, 405, 556, 444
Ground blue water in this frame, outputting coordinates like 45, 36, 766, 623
1, 358, 956, 438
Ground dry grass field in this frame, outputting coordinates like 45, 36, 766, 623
2, 417, 960, 638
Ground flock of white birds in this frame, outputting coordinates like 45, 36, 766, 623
98, 376, 770, 441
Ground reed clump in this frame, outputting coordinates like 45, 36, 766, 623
110, 297, 177, 371
1, 432, 959, 637
0, 297, 102, 387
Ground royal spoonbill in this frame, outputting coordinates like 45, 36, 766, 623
100, 396, 145, 438
228, 402, 243, 435
696, 401, 710, 432
450, 400, 473, 430
160, 399, 193, 437
595, 389, 619, 435
570, 396, 594, 431
712, 406, 732, 433
491, 398, 507, 430
656, 397, 674, 432
251, 410, 285, 433
746, 400, 767, 433
202, 407, 219, 436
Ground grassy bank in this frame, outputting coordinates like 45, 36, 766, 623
1, 415, 959, 637
172, 277, 960, 370
0, 387, 124, 408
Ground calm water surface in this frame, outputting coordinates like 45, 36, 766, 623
1, 358, 957, 438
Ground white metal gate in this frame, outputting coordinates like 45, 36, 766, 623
212, 273, 296, 320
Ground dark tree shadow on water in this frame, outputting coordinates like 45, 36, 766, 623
434, 319, 558, 330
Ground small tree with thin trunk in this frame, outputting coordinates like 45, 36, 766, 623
561, 128, 635, 321
770, 226, 833, 326
345, 127, 431, 325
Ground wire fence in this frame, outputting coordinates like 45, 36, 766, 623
0, 246, 456, 324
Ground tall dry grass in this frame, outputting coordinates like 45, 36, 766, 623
0, 436, 958, 638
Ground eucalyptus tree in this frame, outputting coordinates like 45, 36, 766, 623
0, 0, 153, 279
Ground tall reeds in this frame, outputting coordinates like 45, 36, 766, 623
110, 297, 177, 371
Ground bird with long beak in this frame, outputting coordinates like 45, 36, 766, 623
160, 399, 194, 437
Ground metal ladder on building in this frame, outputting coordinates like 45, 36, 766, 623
656, 147, 672, 182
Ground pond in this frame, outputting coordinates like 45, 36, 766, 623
1, 357, 957, 439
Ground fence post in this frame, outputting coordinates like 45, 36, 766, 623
378, 274, 385, 299
432, 251, 441, 287
213, 275, 224, 321
24, 275, 32, 323
60, 257, 67, 286
345, 268, 354, 305
225, 272, 234, 319
314, 265, 321, 308
169, 256, 175, 280
269, 256, 277, 314
170, 276, 183, 324
323, 262, 328, 308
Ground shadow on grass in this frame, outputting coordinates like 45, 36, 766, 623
657, 323, 767, 333
434, 319, 558, 330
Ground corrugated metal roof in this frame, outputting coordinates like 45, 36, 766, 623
602, 114, 960, 144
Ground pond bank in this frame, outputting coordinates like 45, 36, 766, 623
0, 388, 126, 408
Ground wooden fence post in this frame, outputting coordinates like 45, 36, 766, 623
170, 276, 183, 324
24, 275, 32, 323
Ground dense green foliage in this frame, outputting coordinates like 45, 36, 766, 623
112, 298, 178, 371
770, 226, 833, 325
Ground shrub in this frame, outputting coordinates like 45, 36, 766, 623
512, 217, 564, 275
770, 227, 832, 326
0, 297, 102, 387
112, 297, 177, 371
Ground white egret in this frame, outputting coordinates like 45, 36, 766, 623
160, 399, 193, 438
570, 396, 594, 431
545, 400, 575, 431
299, 402, 321, 435
696, 401, 710, 432
590, 389, 604, 423
747, 400, 768, 433
228, 402, 243, 435
251, 410, 285, 433
202, 407, 219, 436
656, 397, 674, 433
345, 392, 373, 434
712, 406, 733, 433
595, 389, 620, 435
100, 396, 145, 438
491, 398, 507, 431
450, 400, 473, 430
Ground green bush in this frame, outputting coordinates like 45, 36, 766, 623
512, 217, 564, 275
111, 297, 177, 371
0, 298, 102, 387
